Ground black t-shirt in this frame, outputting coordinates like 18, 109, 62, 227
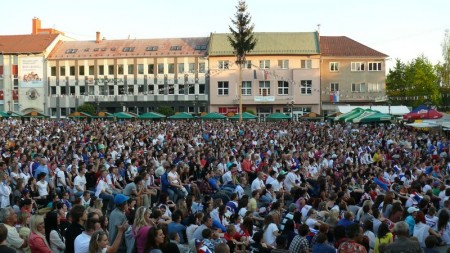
85, 171, 97, 189
0, 245, 17, 253
64, 222, 85, 253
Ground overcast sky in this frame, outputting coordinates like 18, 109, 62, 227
1, 0, 448, 70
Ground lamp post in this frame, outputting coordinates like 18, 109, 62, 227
194, 95, 199, 115
286, 100, 294, 120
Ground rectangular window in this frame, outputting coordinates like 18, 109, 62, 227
69, 86, 75, 95
367, 83, 382, 92
218, 81, 229, 95
170, 45, 182, 51
118, 85, 125, 95
189, 63, 195, 73
277, 81, 289, 95
158, 84, 165, 94
60, 66, 66, 76
351, 83, 366, 92
259, 81, 270, 96
188, 84, 195, 94
60, 86, 67, 95
138, 64, 144, 74
351, 62, 365, 71
330, 83, 339, 92
99, 65, 104, 75
330, 62, 339, 72
108, 85, 115, 95
199, 63, 205, 73
278, 60, 289, 69
118, 64, 124, 75
300, 80, 312, 95
88, 65, 94, 75
178, 84, 185, 94
300, 60, 312, 69
259, 60, 270, 69
138, 85, 144, 93
242, 81, 252, 95
148, 64, 154, 74
199, 84, 205, 94
50, 86, 56, 95
128, 64, 134, 75
69, 66, 75, 76
243, 60, 252, 69
168, 63, 175, 74
178, 63, 185, 74
79, 66, 85, 76
157, 63, 164, 74
88, 86, 94, 95
368, 62, 382, 71
80, 85, 86, 96
108, 65, 115, 75
168, 84, 174, 94
51, 67, 56, 76
218, 61, 229, 69
128, 85, 134, 95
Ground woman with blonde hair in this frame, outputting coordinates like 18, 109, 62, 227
17, 211, 31, 253
28, 214, 52, 253
89, 229, 126, 253
133, 206, 154, 253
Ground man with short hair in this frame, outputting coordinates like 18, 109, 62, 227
109, 194, 130, 253
168, 210, 187, 243
193, 215, 214, 240
384, 221, 422, 253
0, 207, 27, 252
65, 205, 87, 253
73, 166, 87, 197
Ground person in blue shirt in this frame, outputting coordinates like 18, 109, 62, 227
34, 157, 49, 182
337, 211, 356, 228
167, 210, 187, 243
161, 168, 176, 201
312, 233, 335, 253
405, 206, 419, 236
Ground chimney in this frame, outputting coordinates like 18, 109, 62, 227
32, 18, 41, 35
96, 31, 101, 43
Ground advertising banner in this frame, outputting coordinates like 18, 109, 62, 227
19, 57, 44, 88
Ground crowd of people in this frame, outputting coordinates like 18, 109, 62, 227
0, 117, 449, 253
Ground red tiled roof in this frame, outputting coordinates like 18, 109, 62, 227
320, 36, 388, 57
0, 34, 60, 53
48, 37, 210, 59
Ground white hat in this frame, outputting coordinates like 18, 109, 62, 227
407, 206, 419, 214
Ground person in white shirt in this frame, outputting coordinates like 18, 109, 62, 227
251, 172, 265, 192
36, 172, 49, 199
234, 177, 247, 199
271, 174, 285, 193
284, 168, 299, 193
266, 170, 277, 185
55, 164, 68, 193
0, 173, 12, 208
262, 214, 280, 247
74, 213, 101, 253
73, 167, 87, 197
222, 164, 238, 186
19, 165, 31, 185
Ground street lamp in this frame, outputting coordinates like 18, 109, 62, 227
194, 95, 199, 115
286, 100, 294, 119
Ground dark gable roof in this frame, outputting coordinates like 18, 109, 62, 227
320, 36, 388, 58
0, 34, 60, 54
48, 37, 210, 59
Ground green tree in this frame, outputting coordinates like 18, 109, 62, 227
245, 109, 256, 115
404, 56, 440, 107
156, 106, 174, 116
436, 29, 450, 87
77, 103, 96, 115
386, 59, 407, 104
228, 0, 257, 122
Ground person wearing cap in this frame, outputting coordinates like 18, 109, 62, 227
405, 206, 419, 236
108, 194, 130, 253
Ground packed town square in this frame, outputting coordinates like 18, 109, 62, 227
0, 117, 448, 253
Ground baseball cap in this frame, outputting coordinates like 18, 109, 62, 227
407, 206, 419, 214
21, 189, 30, 195
114, 194, 130, 205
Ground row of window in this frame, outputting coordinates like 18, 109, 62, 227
64, 45, 207, 54
49, 84, 206, 96
218, 80, 313, 96
330, 62, 382, 72
50, 63, 206, 76
218, 59, 313, 70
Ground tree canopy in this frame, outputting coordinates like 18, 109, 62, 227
77, 103, 96, 115
228, 0, 257, 64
